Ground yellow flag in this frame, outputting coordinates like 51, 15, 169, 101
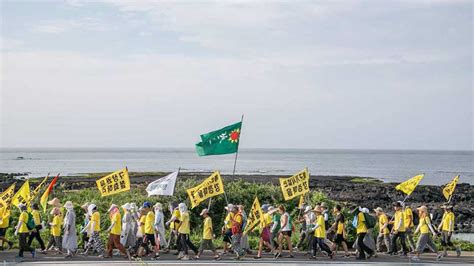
243, 197, 264, 234
30, 175, 49, 201
186, 171, 225, 209
279, 168, 310, 201
96, 168, 131, 197
11, 180, 31, 208
0, 183, 16, 213
395, 174, 424, 196
442, 175, 460, 201
298, 195, 305, 209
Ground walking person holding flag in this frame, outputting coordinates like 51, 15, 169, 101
388, 201, 408, 256
28, 203, 46, 253
438, 205, 461, 257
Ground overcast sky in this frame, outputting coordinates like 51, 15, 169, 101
1, 0, 472, 150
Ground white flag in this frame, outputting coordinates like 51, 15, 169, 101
146, 171, 178, 196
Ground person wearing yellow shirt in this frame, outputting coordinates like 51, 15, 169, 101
194, 209, 220, 260
28, 203, 46, 252
374, 207, 390, 253
176, 203, 198, 260
403, 204, 416, 252
80, 204, 105, 256
437, 205, 461, 257
389, 201, 408, 256
411, 206, 442, 262
329, 205, 349, 257
46, 207, 62, 252
310, 206, 334, 260
252, 204, 274, 259
165, 202, 180, 253
104, 204, 129, 259
221, 204, 234, 254
354, 207, 374, 260
14, 203, 35, 259
130, 207, 150, 257
230, 205, 246, 260
142, 201, 160, 259
0, 207, 13, 250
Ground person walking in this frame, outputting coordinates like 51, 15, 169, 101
295, 205, 308, 251
269, 206, 281, 250
410, 206, 442, 262
176, 203, 197, 260
104, 204, 130, 259
120, 203, 136, 249
62, 201, 78, 258
15, 203, 35, 260
403, 203, 416, 252
310, 206, 334, 260
153, 203, 167, 251
165, 202, 180, 253
253, 204, 275, 259
388, 201, 408, 256
28, 203, 46, 253
275, 205, 294, 259
80, 204, 105, 256
374, 207, 391, 253
438, 205, 461, 257
230, 205, 246, 260
329, 205, 349, 257
143, 202, 160, 259
80, 203, 90, 251
47, 207, 63, 252
194, 209, 220, 260
0, 207, 13, 249
238, 205, 251, 254
221, 204, 234, 254
354, 207, 374, 260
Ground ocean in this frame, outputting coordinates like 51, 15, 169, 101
0, 148, 472, 185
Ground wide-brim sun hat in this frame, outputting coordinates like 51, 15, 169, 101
200, 208, 209, 216
81, 202, 89, 210
304, 206, 312, 213
417, 205, 428, 212
64, 201, 74, 209
374, 207, 383, 213
108, 204, 118, 212
48, 198, 62, 207
122, 202, 132, 210
224, 204, 234, 211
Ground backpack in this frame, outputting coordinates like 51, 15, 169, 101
231, 213, 243, 234
26, 212, 36, 230
412, 210, 420, 226
363, 213, 376, 229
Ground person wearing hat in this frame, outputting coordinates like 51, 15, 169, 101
80, 202, 90, 250
195, 208, 220, 260
352, 207, 374, 260
120, 203, 136, 250
104, 204, 129, 259
411, 205, 442, 262
388, 201, 408, 256
14, 203, 35, 260
403, 203, 416, 253
80, 204, 105, 256
221, 203, 235, 254
238, 205, 251, 254
294, 205, 308, 252
374, 207, 390, 253
310, 205, 334, 260
28, 203, 46, 253
130, 207, 149, 257
142, 201, 160, 259
0, 206, 13, 250
251, 204, 274, 260
229, 205, 246, 260
62, 201, 78, 258
329, 205, 349, 257
269, 206, 281, 250
46, 207, 63, 252
275, 205, 293, 259
437, 205, 461, 257
153, 203, 167, 252
176, 202, 197, 260
165, 202, 180, 253
48, 198, 64, 219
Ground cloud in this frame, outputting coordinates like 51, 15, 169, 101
33, 17, 110, 34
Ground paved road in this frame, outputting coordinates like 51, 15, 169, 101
1, 250, 472, 265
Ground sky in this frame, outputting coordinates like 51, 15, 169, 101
0, 0, 472, 150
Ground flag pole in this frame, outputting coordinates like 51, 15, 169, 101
231, 114, 244, 179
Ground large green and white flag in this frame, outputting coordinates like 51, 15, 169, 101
195, 122, 242, 156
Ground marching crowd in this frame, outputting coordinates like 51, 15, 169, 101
0, 197, 463, 262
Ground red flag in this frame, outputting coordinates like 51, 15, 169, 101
40, 174, 59, 212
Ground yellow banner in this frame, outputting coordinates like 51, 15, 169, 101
11, 180, 30, 208
186, 171, 225, 209
0, 183, 16, 213
243, 197, 263, 234
96, 168, 131, 197
395, 174, 424, 196
442, 175, 459, 201
30, 175, 49, 201
279, 168, 310, 201
298, 195, 305, 209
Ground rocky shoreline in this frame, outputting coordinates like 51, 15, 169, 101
1, 172, 472, 233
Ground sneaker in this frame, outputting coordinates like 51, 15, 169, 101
436, 253, 443, 261
410, 256, 420, 262
456, 247, 461, 257
65, 253, 73, 259
310, 255, 317, 260
214, 256, 221, 260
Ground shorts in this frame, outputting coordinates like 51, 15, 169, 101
223, 229, 233, 243
145, 234, 156, 246
334, 233, 345, 244
281, 231, 292, 237
0, 228, 6, 237
441, 231, 453, 247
